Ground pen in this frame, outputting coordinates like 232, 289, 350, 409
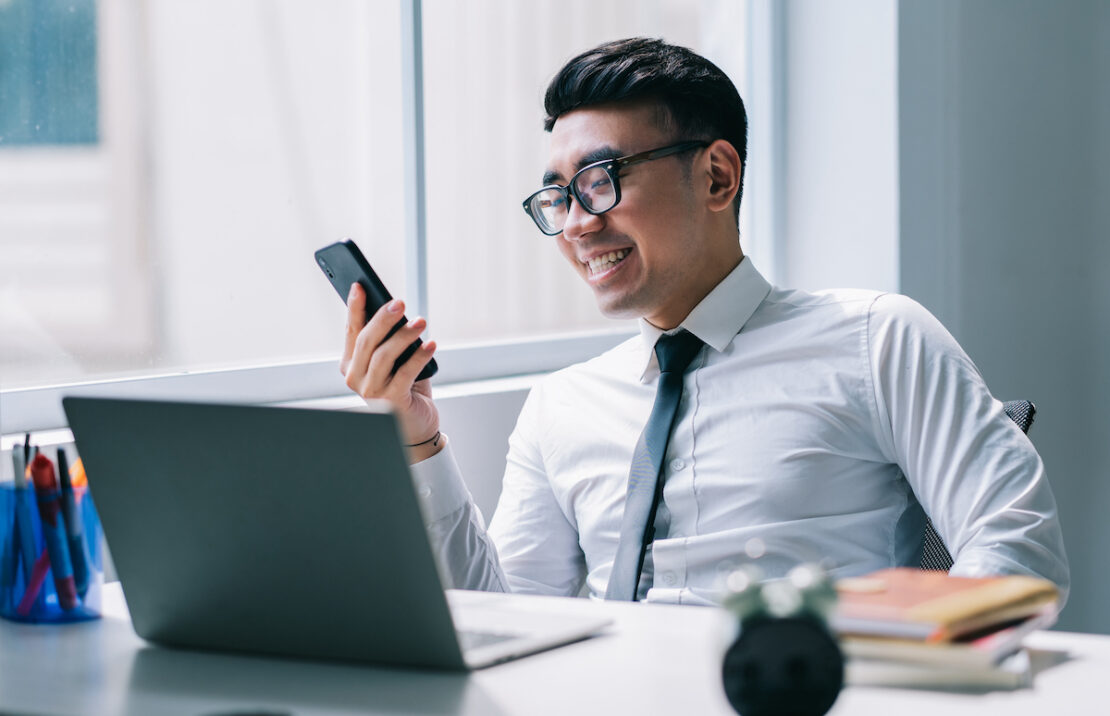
29, 454, 77, 610
10, 446, 37, 588
56, 448, 89, 599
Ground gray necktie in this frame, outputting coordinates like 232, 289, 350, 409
606, 330, 705, 601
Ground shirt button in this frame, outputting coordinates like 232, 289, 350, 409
662, 572, 677, 586
670, 458, 686, 471
418, 486, 432, 499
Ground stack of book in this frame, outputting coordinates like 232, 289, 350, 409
831, 568, 1059, 689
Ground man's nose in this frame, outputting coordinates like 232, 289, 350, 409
562, 196, 604, 241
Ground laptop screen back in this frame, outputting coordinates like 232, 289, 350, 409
62, 397, 466, 669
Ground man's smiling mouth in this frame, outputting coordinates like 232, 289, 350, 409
585, 248, 631, 276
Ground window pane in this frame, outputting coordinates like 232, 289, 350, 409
422, 0, 748, 343
0, 0, 405, 390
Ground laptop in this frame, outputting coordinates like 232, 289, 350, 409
62, 397, 609, 670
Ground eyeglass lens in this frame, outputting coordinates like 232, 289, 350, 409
528, 165, 617, 234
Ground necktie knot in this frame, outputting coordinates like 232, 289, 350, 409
654, 330, 704, 375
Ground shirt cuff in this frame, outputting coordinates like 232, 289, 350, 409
408, 437, 473, 523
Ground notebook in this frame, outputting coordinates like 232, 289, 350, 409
62, 397, 609, 670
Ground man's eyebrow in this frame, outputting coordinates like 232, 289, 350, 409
541, 145, 624, 186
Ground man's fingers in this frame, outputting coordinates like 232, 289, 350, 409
346, 311, 427, 400
343, 291, 405, 379
388, 338, 437, 396
365, 316, 427, 384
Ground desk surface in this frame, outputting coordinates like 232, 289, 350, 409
1, 584, 1106, 716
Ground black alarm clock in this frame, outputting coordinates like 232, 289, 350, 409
720, 564, 844, 716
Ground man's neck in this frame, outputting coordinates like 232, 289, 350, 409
644, 251, 744, 330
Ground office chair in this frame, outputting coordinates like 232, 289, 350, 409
919, 400, 1037, 572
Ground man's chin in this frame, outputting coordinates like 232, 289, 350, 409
593, 294, 643, 321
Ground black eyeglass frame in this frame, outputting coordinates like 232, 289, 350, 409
521, 139, 711, 236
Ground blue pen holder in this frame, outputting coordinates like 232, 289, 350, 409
0, 482, 103, 623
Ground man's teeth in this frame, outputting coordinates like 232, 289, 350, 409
587, 249, 630, 274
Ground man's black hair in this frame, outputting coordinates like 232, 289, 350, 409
544, 37, 748, 221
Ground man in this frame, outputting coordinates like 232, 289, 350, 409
340, 38, 1069, 604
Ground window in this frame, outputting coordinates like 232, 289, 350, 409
1, 0, 758, 434
1, 0, 152, 398
2, 0, 406, 396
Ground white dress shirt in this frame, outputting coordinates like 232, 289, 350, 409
411, 257, 1069, 605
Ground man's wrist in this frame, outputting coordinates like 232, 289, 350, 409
406, 431, 446, 464
406, 430, 441, 448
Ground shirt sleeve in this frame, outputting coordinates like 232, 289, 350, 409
409, 439, 510, 593
409, 382, 587, 597
866, 293, 1070, 605
486, 383, 588, 597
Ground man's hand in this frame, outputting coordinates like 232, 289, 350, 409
340, 283, 442, 462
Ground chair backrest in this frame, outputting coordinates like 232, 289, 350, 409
919, 400, 1037, 571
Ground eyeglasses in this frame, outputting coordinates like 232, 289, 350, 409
522, 140, 710, 236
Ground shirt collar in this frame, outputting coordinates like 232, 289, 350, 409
637, 256, 772, 382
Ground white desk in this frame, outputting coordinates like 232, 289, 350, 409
1, 584, 1106, 716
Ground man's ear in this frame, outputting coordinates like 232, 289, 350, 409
703, 139, 742, 214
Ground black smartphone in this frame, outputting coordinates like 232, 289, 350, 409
315, 239, 438, 382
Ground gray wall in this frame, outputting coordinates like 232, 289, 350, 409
899, 0, 1110, 634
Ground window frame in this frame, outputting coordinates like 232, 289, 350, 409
743, 0, 786, 284
1, 329, 636, 434
2, 0, 778, 437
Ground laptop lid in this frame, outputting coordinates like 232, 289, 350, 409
63, 397, 468, 670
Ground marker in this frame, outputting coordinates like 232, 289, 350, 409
56, 448, 89, 599
10, 447, 37, 587
28, 454, 77, 611
70, 457, 88, 488
16, 550, 51, 617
